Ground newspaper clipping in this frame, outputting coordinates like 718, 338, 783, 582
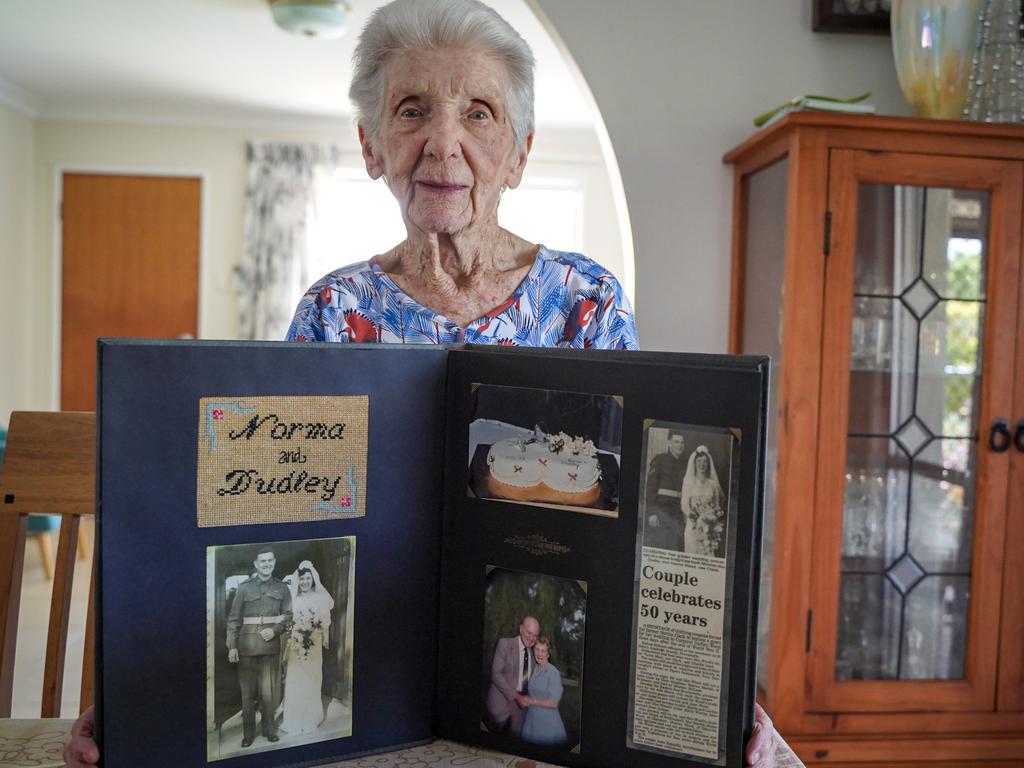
628, 421, 740, 763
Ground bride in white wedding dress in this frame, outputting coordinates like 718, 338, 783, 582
282, 560, 334, 736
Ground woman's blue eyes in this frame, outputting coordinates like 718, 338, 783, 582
398, 108, 490, 121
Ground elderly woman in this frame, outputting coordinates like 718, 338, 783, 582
65, 1, 776, 765
284, 0, 637, 349
521, 636, 568, 747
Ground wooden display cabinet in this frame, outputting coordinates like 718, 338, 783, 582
724, 114, 1024, 766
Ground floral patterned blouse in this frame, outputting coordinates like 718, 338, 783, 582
285, 246, 639, 350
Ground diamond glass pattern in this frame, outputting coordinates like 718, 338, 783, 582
840, 181, 987, 681
887, 554, 927, 595
894, 417, 933, 457
900, 278, 941, 320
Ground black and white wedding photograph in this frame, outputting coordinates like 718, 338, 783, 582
467, 383, 623, 516
480, 566, 587, 752
638, 422, 739, 558
206, 536, 355, 760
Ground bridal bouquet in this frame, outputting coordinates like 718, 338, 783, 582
687, 500, 725, 554
290, 604, 325, 659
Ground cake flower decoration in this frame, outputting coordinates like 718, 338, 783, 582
546, 431, 597, 457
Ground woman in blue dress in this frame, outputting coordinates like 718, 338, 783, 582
521, 637, 567, 747
64, 0, 778, 763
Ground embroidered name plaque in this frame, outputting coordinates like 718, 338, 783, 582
196, 395, 369, 527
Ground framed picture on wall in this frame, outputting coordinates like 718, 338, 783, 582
813, 0, 891, 34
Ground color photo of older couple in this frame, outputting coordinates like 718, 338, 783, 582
481, 566, 586, 753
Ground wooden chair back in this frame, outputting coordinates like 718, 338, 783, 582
0, 411, 95, 717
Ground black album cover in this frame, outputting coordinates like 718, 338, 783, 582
96, 341, 767, 768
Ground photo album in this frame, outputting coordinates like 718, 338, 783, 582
95, 340, 768, 768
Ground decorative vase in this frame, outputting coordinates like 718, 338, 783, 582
891, 0, 983, 119
965, 0, 1024, 122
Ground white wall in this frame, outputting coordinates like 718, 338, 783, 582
521, 127, 626, 292
30, 120, 352, 410
6, 0, 916, 416
33, 121, 345, 331
25, 119, 614, 409
531, 0, 909, 352
0, 101, 35, 427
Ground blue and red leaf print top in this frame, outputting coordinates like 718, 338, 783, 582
286, 246, 639, 350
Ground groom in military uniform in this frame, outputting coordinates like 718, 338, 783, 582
226, 547, 293, 748
644, 430, 689, 551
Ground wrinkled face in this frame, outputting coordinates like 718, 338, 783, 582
361, 47, 530, 237
668, 435, 685, 458
696, 453, 710, 476
519, 617, 540, 647
534, 643, 550, 665
254, 552, 275, 579
298, 572, 314, 592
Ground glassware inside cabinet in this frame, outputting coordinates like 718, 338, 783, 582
836, 183, 987, 681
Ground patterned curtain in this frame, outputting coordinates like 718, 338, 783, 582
237, 142, 343, 340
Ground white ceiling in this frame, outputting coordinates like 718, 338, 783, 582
0, 0, 594, 130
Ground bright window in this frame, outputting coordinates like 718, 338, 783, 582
308, 166, 585, 279
500, 177, 584, 252
308, 167, 406, 279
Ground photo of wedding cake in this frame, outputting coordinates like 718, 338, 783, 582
466, 384, 623, 517
485, 432, 603, 506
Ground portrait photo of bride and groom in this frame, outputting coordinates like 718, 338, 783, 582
481, 567, 587, 752
206, 536, 355, 760
641, 423, 739, 559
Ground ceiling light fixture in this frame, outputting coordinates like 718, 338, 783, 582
270, 0, 352, 40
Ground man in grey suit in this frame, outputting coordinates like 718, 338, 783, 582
484, 616, 540, 736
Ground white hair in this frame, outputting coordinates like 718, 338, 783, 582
349, 0, 535, 151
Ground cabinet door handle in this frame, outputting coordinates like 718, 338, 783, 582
990, 418, 1011, 453
1015, 419, 1024, 453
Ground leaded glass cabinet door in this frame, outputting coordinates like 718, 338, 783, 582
807, 149, 1021, 712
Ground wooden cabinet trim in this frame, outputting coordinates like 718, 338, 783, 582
997, 209, 1024, 711
724, 113, 1024, 167
728, 133, 798, 354
724, 117, 1024, 750
792, 710, 1024, 734
760, 128, 830, 730
824, 128, 1024, 163
789, 734, 1024, 763
728, 169, 748, 354
806, 150, 1020, 712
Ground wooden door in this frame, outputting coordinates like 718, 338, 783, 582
998, 249, 1024, 711
60, 174, 200, 411
806, 149, 1021, 712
